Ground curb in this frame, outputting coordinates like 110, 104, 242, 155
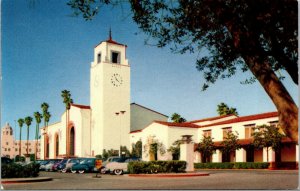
1, 177, 52, 184
128, 173, 209, 178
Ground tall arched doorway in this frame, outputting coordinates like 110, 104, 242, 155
69, 127, 75, 156
54, 133, 59, 158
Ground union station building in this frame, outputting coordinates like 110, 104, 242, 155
36, 36, 298, 166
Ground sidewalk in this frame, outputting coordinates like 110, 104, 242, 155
1, 177, 52, 184
127, 172, 209, 177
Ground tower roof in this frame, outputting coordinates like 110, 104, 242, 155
95, 29, 127, 47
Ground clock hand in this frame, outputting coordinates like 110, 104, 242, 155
115, 77, 119, 82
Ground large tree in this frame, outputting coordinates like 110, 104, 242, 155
24, 116, 33, 156
252, 124, 284, 162
61, 90, 73, 157
17, 118, 25, 158
34, 111, 43, 160
67, 0, 298, 142
196, 136, 215, 163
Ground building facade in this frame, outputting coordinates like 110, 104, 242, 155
1, 123, 40, 159
39, 36, 168, 159
130, 112, 298, 165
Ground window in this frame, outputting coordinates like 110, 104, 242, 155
111, 51, 120, 64
15, 148, 18, 151
203, 130, 212, 137
15, 143, 17, 146
8, 148, 10, 151
10, 131, 12, 135
222, 127, 232, 139
6, 142, 9, 145
6, 131, 8, 135
245, 124, 255, 139
97, 53, 101, 63
4, 148, 7, 151
29, 149, 32, 152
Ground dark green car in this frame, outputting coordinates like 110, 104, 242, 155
71, 158, 99, 174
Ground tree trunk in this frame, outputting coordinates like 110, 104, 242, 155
244, 55, 298, 142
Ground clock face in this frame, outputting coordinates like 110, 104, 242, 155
111, 73, 123, 87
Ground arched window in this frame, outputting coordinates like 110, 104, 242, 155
55, 134, 59, 158
69, 127, 75, 156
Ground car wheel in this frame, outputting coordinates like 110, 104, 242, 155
114, 169, 123, 175
100, 167, 106, 174
78, 170, 85, 174
61, 169, 67, 173
71, 170, 77, 174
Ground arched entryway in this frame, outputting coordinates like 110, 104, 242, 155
54, 133, 59, 158
69, 127, 75, 156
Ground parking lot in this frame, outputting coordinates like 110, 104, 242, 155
2, 170, 298, 190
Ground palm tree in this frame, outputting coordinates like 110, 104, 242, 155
41, 102, 49, 129
24, 116, 33, 156
34, 111, 43, 160
17, 118, 24, 158
61, 90, 73, 157
170, 113, 186, 123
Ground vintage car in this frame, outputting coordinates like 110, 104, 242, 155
71, 158, 102, 174
102, 157, 141, 175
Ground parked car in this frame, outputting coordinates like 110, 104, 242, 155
52, 159, 66, 171
102, 157, 141, 175
44, 159, 61, 171
61, 158, 83, 173
39, 160, 50, 170
71, 158, 102, 174
1, 157, 13, 165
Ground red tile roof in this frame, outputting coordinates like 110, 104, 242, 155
154, 121, 201, 128
130, 130, 142, 134
71, 103, 91, 109
189, 114, 236, 123
201, 112, 278, 128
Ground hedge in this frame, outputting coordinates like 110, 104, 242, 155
1, 162, 40, 178
128, 160, 186, 174
194, 162, 269, 169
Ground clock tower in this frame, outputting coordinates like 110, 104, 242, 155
90, 33, 130, 156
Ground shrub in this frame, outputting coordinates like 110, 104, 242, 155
128, 160, 186, 174
1, 162, 40, 178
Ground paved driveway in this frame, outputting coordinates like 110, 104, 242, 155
2, 170, 298, 190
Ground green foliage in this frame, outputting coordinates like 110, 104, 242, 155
196, 136, 215, 163
131, 140, 142, 158
252, 125, 284, 152
61, 90, 73, 110
128, 161, 186, 174
221, 131, 241, 154
120, 146, 131, 157
95, 155, 103, 159
15, 155, 25, 162
41, 102, 51, 127
170, 113, 186, 123
194, 162, 269, 169
217, 103, 238, 116
167, 140, 182, 160
1, 162, 40, 178
102, 149, 119, 160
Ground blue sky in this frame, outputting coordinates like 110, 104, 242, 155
1, 0, 298, 140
